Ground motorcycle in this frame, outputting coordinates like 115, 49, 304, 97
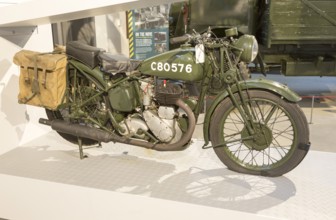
37, 27, 310, 177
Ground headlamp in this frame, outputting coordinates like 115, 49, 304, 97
232, 35, 259, 63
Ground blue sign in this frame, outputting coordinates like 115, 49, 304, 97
128, 5, 170, 60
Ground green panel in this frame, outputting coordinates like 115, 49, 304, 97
301, 1, 336, 13
270, 0, 336, 12
139, 46, 205, 82
271, 12, 336, 26
189, 0, 259, 34
282, 60, 336, 76
265, 0, 336, 46
69, 59, 140, 112
169, 0, 259, 38
270, 26, 336, 41
108, 81, 140, 112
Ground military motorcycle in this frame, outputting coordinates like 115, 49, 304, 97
38, 27, 310, 177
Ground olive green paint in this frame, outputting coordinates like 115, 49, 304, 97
169, 0, 336, 76
139, 47, 205, 82
69, 59, 106, 89
203, 78, 301, 145
69, 59, 140, 112
108, 81, 140, 112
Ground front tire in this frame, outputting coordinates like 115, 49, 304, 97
210, 90, 310, 177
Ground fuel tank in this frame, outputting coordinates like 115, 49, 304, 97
138, 46, 205, 82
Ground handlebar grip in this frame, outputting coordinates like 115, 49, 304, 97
170, 35, 189, 44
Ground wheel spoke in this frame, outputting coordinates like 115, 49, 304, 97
247, 100, 259, 122
209, 89, 310, 177
226, 115, 245, 124
249, 150, 261, 166
241, 149, 252, 164
272, 138, 291, 153
231, 142, 244, 158
216, 93, 300, 171
264, 105, 277, 124
266, 148, 279, 164
271, 141, 288, 158
232, 110, 244, 124
223, 131, 242, 140
267, 108, 283, 129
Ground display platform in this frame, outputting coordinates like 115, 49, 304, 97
0, 131, 335, 220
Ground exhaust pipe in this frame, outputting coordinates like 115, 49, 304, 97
40, 99, 196, 151
39, 118, 114, 143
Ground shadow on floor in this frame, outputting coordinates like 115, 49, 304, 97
0, 145, 296, 213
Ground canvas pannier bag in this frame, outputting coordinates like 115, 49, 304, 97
13, 50, 67, 110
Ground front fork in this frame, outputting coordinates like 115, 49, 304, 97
194, 71, 256, 136
197, 49, 258, 145
226, 82, 256, 135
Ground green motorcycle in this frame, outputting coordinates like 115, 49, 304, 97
40, 27, 310, 177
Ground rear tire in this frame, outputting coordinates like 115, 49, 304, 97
210, 90, 310, 177
45, 70, 99, 146
46, 109, 98, 146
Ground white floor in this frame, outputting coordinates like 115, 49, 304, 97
0, 131, 335, 220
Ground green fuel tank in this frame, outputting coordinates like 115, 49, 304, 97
138, 46, 205, 82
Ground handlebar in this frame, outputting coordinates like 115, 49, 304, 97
170, 35, 190, 44
170, 28, 231, 48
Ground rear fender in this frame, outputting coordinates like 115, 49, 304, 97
203, 79, 301, 145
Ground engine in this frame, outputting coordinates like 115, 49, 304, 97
118, 77, 184, 144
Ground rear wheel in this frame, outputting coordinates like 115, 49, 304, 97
46, 109, 98, 146
46, 71, 103, 146
210, 90, 310, 177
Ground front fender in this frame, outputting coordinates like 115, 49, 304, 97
203, 78, 301, 145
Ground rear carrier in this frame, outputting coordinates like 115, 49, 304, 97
13, 50, 67, 110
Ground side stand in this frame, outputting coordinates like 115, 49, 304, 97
77, 137, 102, 159
77, 137, 88, 160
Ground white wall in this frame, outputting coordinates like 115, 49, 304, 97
95, 12, 129, 56
0, 24, 53, 154
0, 8, 130, 156
0, 8, 140, 156
0, 0, 32, 7
0, 12, 128, 155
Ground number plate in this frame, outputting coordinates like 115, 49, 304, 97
151, 62, 192, 73
195, 44, 205, 64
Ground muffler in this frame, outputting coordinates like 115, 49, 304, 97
39, 118, 114, 143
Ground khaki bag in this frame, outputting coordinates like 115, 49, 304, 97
13, 50, 67, 110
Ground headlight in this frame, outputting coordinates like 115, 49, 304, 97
232, 35, 258, 63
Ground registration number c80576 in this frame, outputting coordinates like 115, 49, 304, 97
150, 62, 192, 73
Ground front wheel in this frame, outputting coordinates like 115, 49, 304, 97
210, 90, 310, 177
